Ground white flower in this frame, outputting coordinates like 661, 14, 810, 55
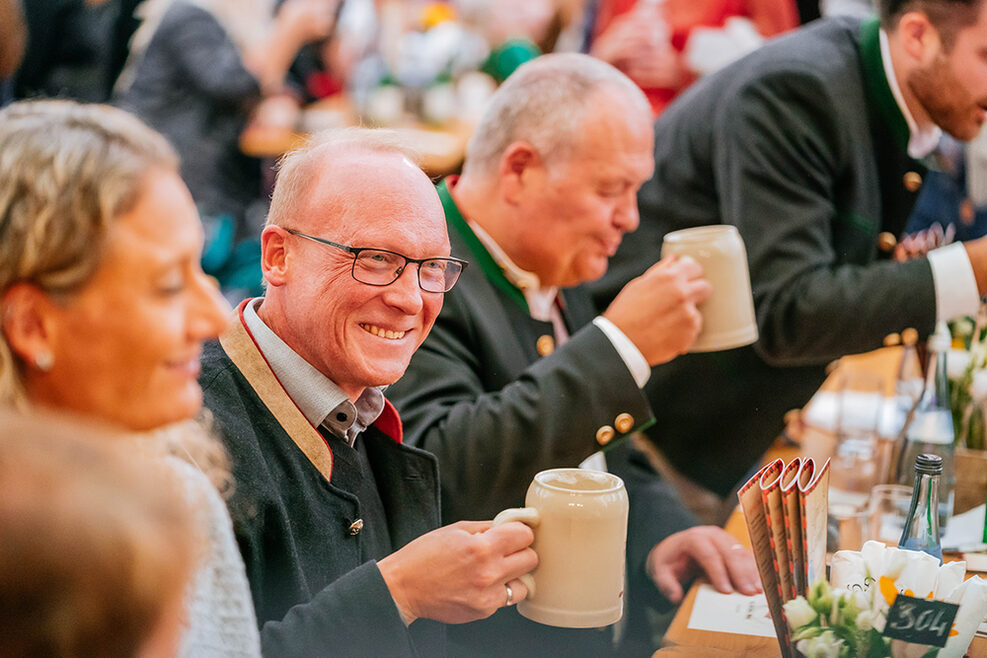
948, 348, 972, 379
796, 630, 845, 658
971, 369, 987, 402
783, 596, 818, 630
856, 608, 875, 631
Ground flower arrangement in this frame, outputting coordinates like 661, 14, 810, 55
782, 542, 985, 658
783, 578, 912, 658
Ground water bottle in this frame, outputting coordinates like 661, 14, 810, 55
898, 453, 943, 562
895, 323, 955, 529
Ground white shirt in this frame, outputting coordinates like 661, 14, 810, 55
881, 28, 981, 321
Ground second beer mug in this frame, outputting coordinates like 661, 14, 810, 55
660, 224, 758, 352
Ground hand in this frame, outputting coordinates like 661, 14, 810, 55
590, 12, 682, 89
602, 254, 712, 365
646, 526, 762, 604
377, 520, 537, 625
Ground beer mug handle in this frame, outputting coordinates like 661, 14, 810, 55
491, 507, 540, 596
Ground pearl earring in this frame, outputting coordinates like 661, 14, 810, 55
34, 351, 54, 372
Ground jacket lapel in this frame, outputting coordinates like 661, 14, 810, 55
220, 304, 335, 482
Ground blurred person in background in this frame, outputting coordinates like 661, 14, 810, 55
0, 411, 197, 658
0, 99, 260, 656
592, 0, 987, 510
9, 0, 103, 100
115, 0, 339, 301
588, 0, 798, 116
0, 0, 26, 105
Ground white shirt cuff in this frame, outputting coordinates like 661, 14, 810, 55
592, 316, 651, 388
927, 242, 980, 322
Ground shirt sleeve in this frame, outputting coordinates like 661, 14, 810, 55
927, 242, 981, 322
592, 316, 651, 387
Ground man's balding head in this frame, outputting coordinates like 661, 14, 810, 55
259, 129, 449, 400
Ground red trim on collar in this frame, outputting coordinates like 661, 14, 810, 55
374, 400, 403, 444
235, 299, 403, 444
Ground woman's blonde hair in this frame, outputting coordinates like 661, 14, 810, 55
0, 99, 178, 409
0, 410, 197, 658
0, 100, 232, 492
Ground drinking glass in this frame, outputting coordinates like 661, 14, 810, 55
829, 369, 886, 509
867, 483, 912, 545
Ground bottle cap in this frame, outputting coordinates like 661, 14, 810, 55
914, 453, 943, 475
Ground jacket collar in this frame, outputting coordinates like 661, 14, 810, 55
859, 17, 911, 154
438, 177, 530, 312
218, 300, 404, 483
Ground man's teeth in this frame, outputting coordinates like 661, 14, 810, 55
360, 323, 406, 340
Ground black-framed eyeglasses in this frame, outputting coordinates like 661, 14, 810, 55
284, 228, 468, 293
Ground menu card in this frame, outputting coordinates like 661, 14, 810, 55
738, 457, 830, 658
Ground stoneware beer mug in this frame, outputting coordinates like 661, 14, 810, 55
660, 224, 758, 352
492, 468, 629, 628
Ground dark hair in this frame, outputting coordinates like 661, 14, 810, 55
880, 0, 983, 46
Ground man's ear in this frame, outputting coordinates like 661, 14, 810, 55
2, 283, 58, 370
260, 226, 289, 287
897, 11, 943, 64
498, 141, 543, 205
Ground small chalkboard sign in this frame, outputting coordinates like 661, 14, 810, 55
883, 594, 960, 648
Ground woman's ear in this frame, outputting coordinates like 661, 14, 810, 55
2, 283, 58, 371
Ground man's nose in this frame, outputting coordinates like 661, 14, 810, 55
614, 189, 640, 233
381, 264, 425, 314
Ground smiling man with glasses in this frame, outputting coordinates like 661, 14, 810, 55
197, 129, 536, 657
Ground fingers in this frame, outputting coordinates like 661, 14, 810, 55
708, 530, 762, 595
651, 563, 686, 604
483, 520, 535, 551
504, 577, 529, 606
682, 531, 734, 595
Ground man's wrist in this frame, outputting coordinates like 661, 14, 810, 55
592, 316, 651, 387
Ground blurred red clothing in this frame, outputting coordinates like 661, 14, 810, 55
592, 0, 798, 115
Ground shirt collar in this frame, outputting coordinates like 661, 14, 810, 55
880, 27, 942, 158
466, 213, 560, 322
241, 298, 385, 444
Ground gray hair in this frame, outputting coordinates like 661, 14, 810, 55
267, 127, 422, 228
462, 53, 650, 178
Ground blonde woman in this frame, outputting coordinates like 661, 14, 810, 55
0, 99, 260, 657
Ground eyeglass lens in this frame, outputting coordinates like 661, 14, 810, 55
353, 250, 462, 292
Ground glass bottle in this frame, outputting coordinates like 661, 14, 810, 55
895, 328, 925, 417
895, 323, 955, 529
898, 453, 943, 562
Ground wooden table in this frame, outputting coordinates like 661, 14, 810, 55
239, 95, 474, 177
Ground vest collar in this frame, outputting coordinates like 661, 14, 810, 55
218, 300, 404, 482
